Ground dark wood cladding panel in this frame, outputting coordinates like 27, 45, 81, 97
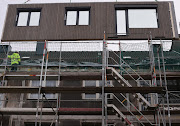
2, 2, 173, 41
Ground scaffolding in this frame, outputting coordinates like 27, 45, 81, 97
0, 32, 179, 126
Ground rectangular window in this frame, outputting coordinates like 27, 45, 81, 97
82, 80, 99, 99
29, 12, 41, 26
116, 10, 127, 35
29, 80, 57, 99
116, 8, 158, 35
128, 9, 158, 28
17, 12, 29, 26
16, 9, 41, 26
45, 81, 57, 99
82, 80, 113, 99
66, 8, 90, 26
78, 11, 89, 25
66, 11, 77, 25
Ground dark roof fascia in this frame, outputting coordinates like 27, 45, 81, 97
114, 4, 158, 9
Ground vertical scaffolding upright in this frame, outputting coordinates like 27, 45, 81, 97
2, 43, 10, 86
148, 33, 172, 126
55, 42, 62, 126
35, 40, 47, 126
160, 40, 171, 126
102, 32, 107, 126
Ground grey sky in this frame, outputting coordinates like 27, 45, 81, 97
0, 0, 179, 42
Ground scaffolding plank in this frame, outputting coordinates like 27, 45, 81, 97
0, 86, 165, 93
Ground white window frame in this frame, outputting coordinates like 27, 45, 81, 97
28, 80, 58, 99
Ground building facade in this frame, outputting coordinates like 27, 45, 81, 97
0, 1, 180, 126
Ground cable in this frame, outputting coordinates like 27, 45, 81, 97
24, 0, 31, 4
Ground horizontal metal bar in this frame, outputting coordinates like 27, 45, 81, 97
0, 86, 165, 94
2, 71, 180, 80
0, 107, 179, 115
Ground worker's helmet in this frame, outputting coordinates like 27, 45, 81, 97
15, 51, 19, 53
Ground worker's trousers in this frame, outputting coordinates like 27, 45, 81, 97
11, 63, 18, 72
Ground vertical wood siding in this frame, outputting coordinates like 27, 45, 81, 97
1, 2, 173, 41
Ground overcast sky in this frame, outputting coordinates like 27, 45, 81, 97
0, 0, 179, 42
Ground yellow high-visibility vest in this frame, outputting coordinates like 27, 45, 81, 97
8, 53, 21, 65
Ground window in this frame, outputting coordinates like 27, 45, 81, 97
116, 7, 158, 35
128, 9, 158, 28
29, 80, 57, 99
66, 8, 90, 26
82, 80, 100, 99
16, 9, 41, 26
116, 10, 127, 35
82, 80, 113, 99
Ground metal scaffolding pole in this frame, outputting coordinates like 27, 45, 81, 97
55, 42, 62, 126
40, 42, 49, 126
2, 43, 10, 86
157, 43, 167, 126
102, 31, 107, 126
148, 33, 159, 126
160, 41, 171, 126
35, 40, 47, 126
39, 94, 44, 126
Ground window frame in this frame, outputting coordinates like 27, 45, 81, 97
82, 80, 113, 100
28, 80, 58, 99
82, 80, 100, 99
115, 5, 159, 36
65, 7, 90, 26
16, 8, 41, 27
115, 9, 128, 36
128, 9, 158, 28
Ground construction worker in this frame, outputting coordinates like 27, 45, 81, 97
8, 51, 21, 71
